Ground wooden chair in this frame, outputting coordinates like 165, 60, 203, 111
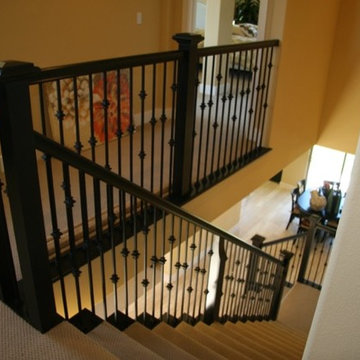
297, 179, 306, 195
286, 188, 301, 229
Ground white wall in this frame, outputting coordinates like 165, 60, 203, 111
303, 135, 360, 358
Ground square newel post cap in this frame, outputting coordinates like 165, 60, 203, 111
251, 234, 265, 248
0, 61, 39, 78
172, 33, 204, 50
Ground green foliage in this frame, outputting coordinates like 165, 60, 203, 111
234, 0, 260, 25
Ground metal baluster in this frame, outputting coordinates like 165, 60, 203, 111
94, 179, 107, 318
245, 49, 259, 158
142, 202, 150, 322
166, 215, 176, 321
195, 57, 208, 189
168, 60, 178, 195
173, 218, 183, 320
239, 50, 254, 163
224, 242, 237, 319
102, 72, 111, 170
43, 156, 68, 318
235, 246, 247, 319
192, 228, 202, 319
150, 64, 157, 194
304, 234, 317, 285
254, 47, 269, 150
258, 46, 274, 147
139, 65, 147, 189
234, 50, 247, 165
216, 53, 230, 175
210, 54, 223, 178
203, 55, 216, 183
159, 210, 167, 318
120, 190, 130, 316
38, 83, 47, 135
250, 49, 265, 154
129, 68, 135, 185
116, 69, 123, 178
180, 222, 190, 320
132, 195, 139, 318
312, 234, 328, 286
198, 231, 209, 318
228, 244, 240, 319
186, 225, 197, 321
151, 207, 158, 319
219, 241, 230, 318
222, 52, 236, 171
228, 51, 242, 168
159, 62, 167, 197
202, 234, 214, 317
88, 74, 97, 162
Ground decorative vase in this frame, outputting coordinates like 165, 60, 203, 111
310, 190, 327, 211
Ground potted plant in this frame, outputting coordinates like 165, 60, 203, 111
234, 0, 260, 25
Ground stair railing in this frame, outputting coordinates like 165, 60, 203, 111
0, 35, 280, 332
253, 216, 337, 290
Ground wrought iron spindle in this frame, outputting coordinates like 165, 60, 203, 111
168, 61, 178, 195
198, 231, 209, 318
235, 246, 248, 319
94, 178, 107, 318
116, 69, 123, 178
139, 65, 147, 189
120, 189, 130, 316
210, 54, 223, 178
195, 57, 208, 188
239, 50, 254, 163
173, 218, 183, 319
38, 83, 47, 135
203, 55, 216, 183
142, 202, 150, 322
166, 215, 176, 321
180, 222, 190, 320
192, 229, 202, 319
222, 52, 236, 171
245, 49, 259, 158
234, 50, 248, 164
88, 74, 97, 162
132, 195, 139, 318
159, 62, 167, 197
186, 225, 197, 320
216, 53, 229, 175
159, 210, 167, 317
202, 233, 214, 317
150, 64, 157, 194
102, 72, 111, 170
249, 49, 265, 154
151, 207, 158, 319
319, 234, 334, 286
42, 156, 68, 318
129, 67, 135, 184
228, 244, 240, 319
258, 46, 274, 147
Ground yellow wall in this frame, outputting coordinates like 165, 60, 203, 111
0, 0, 182, 68
318, 0, 360, 154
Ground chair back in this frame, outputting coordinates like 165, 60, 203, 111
297, 179, 306, 194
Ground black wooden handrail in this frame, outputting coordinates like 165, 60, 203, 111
0, 51, 183, 83
262, 232, 307, 247
34, 131, 282, 265
197, 39, 280, 57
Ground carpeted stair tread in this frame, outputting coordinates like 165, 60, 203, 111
153, 322, 226, 360
88, 321, 163, 359
246, 321, 307, 345
194, 321, 270, 360
224, 322, 303, 359
233, 321, 304, 356
125, 322, 197, 360
0, 302, 117, 360
177, 321, 251, 360
211, 322, 289, 360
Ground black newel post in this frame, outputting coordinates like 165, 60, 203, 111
171, 33, 203, 201
269, 250, 293, 320
0, 61, 60, 332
